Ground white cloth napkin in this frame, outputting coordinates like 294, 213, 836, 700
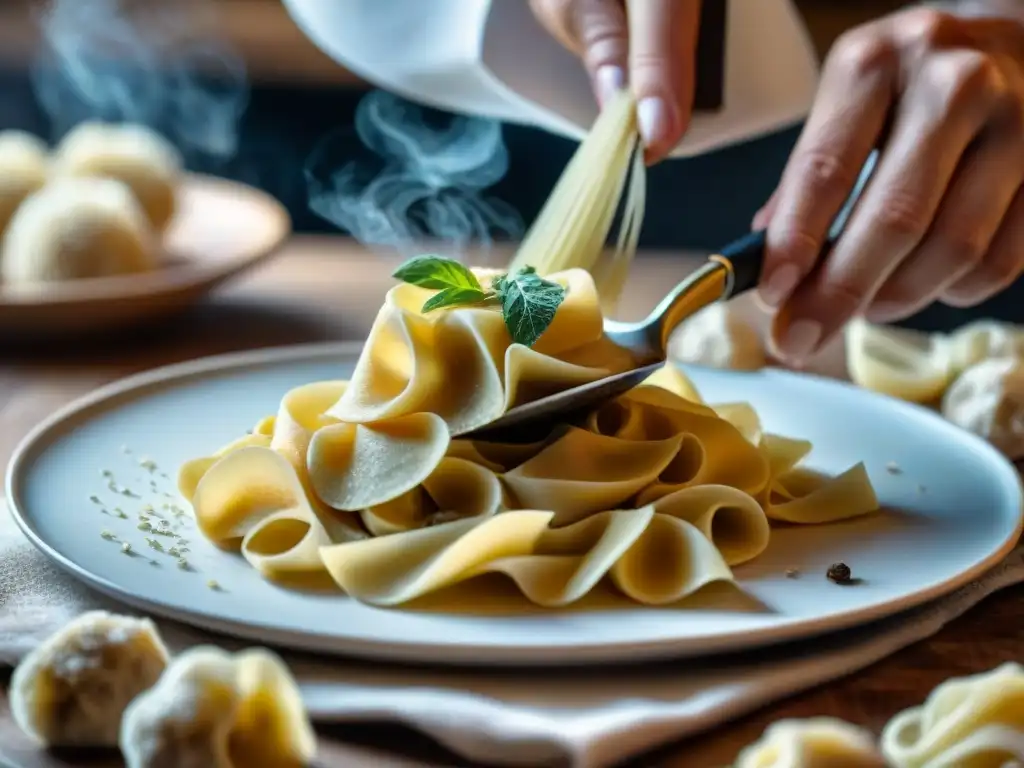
2, 503, 1021, 768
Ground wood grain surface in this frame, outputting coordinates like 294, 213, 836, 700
1, 236, 1023, 767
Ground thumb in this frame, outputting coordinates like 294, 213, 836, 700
626, 0, 702, 163
529, 0, 630, 108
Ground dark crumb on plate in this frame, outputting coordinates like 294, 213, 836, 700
785, 568, 800, 579
826, 562, 853, 585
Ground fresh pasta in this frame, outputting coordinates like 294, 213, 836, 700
179, 267, 880, 608
735, 718, 886, 768
507, 89, 644, 311
881, 661, 1024, 767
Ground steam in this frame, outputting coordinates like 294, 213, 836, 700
31, 0, 249, 160
305, 90, 523, 261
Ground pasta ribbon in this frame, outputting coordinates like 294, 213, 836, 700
881, 662, 1024, 768
325, 269, 634, 435
318, 505, 733, 607
736, 718, 885, 768
179, 266, 880, 608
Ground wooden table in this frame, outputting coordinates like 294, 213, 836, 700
2, 236, 1022, 768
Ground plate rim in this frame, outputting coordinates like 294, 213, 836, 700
0, 173, 292, 309
6, 341, 1023, 667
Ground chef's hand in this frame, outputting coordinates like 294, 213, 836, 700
528, 0, 702, 163
755, 6, 1024, 365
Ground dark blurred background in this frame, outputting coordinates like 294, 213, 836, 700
0, 0, 1018, 331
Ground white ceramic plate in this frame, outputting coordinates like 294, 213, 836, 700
0, 174, 291, 341
7, 343, 1022, 666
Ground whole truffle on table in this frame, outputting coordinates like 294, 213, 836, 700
52, 121, 182, 233
1, 176, 159, 287
9, 610, 170, 747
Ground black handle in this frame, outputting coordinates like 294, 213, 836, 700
717, 229, 842, 298
716, 149, 879, 298
717, 229, 768, 296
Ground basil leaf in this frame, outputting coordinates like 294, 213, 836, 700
393, 255, 483, 292
494, 268, 566, 347
421, 286, 490, 313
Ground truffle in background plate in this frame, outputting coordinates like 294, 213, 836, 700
0, 130, 49, 236
1, 176, 160, 288
53, 121, 182, 233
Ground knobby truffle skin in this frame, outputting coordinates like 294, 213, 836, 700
827, 562, 853, 584
10, 611, 170, 748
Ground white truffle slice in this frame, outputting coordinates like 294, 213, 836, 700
53, 121, 182, 232
942, 357, 1024, 459
948, 320, 1024, 374
1, 176, 159, 286
120, 646, 240, 768
735, 717, 885, 768
668, 302, 765, 370
0, 130, 49, 236
844, 318, 954, 404
9, 610, 169, 748
119, 645, 317, 768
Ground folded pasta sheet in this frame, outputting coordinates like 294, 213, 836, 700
179, 267, 879, 609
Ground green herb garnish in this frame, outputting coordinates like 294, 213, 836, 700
492, 266, 565, 350
392, 256, 565, 348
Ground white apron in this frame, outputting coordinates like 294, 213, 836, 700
281, 0, 819, 158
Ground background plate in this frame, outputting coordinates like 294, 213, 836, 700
6, 343, 1022, 666
0, 174, 291, 341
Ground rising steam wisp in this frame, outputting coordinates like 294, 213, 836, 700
305, 90, 523, 262
31, 0, 249, 161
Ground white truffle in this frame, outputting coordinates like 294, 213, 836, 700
948, 320, 1024, 373
668, 302, 765, 370
735, 717, 885, 768
942, 357, 1024, 459
53, 121, 182, 231
1, 176, 159, 287
120, 646, 240, 768
0, 130, 49, 236
120, 646, 317, 768
9, 610, 169, 748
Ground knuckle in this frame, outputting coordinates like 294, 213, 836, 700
829, 29, 897, 78
918, 51, 1007, 116
993, 78, 1024, 132
795, 150, 859, 199
873, 194, 931, 244
951, 52, 1007, 105
902, 8, 959, 49
577, 0, 622, 58
769, 226, 823, 270
628, 49, 672, 78
821, 274, 870, 315
938, 228, 990, 269
578, 12, 624, 51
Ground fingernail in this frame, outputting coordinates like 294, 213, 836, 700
595, 65, 626, 108
776, 318, 822, 363
759, 263, 801, 308
637, 97, 670, 149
